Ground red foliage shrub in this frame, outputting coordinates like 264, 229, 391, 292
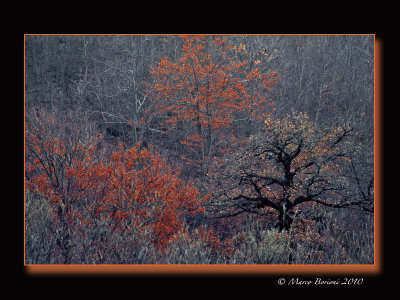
25, 113, 207, 250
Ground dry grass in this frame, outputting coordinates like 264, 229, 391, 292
25, 191, 374, 265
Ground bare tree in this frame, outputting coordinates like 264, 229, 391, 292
207, 112, 373, 231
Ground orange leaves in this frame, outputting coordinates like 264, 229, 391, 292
261, 71, 280, 91
181, 134, 205, 147
26, 119, 207, 250
150, 35, 279, 167
232, 43, 248, 56
246, 68, 262, 81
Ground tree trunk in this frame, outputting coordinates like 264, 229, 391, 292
277, 207, 293, 231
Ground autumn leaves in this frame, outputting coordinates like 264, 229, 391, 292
26, 35, 362, 254
150, 35, 279, 172
208, 111, 362, 230
25, 35, 284, 253
26, 121, 209, 250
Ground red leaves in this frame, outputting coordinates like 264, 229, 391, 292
150, 35, 279, 166
99, 144, 207, 249
26, 122, 207, 250
195, 225, 233, 256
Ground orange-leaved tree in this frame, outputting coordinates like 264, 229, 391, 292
150, 35, 279, 174
98, 143, 207, 249
25, 111, 208, 258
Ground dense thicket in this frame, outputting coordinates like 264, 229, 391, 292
25, 34, 374, 264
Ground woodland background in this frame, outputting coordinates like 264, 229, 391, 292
24, 34, 374, 264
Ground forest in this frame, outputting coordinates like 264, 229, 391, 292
24, 34, 374, 264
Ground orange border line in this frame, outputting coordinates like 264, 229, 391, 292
25, 264, 379, 276
374, 36, 382, 275
24, 34, 382, 276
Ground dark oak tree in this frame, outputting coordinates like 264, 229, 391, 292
207, 112, 373, 231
